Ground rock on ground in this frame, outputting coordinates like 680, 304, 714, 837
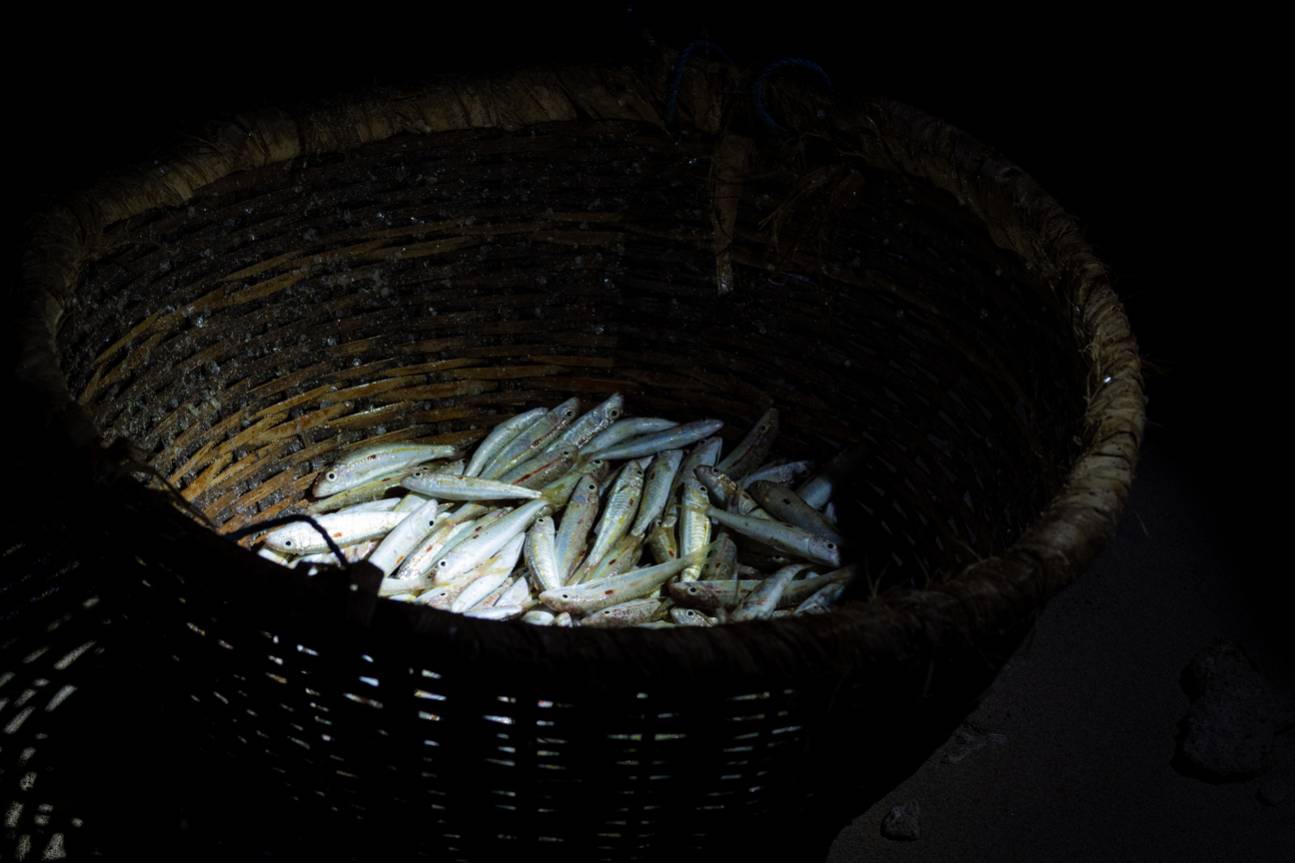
1175, 640, 1295, 781
880, 801, 920, 841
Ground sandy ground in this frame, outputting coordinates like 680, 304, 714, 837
826, 439, 1293, 862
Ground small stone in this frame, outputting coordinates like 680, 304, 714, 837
1174, 640, 1292, 781
943, 724, 1008, 764
880, 801, 920, 841
1257, 778, 1290, 806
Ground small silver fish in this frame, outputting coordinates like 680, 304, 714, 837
715, 408, 779, 481
553, 473, 603, 582
581, 461, 644, 574
499, 445, 579, 489
391, 504, 493, 585
630, 450, 684, 537
313, 443, 458, 496
705, 507, 841, 567
263, 511, 407, 555
794, 582, 846, 614
434, 499, 550, 582
580, 597, 665, 627
401, 473, 542, 501
367, 497, 441, 576
695, 465, 769, 518
536, 393, 625, 456
381, 517, 486, 596
659, 437, 724, 544
584, 417, 678, 453
480, 398, 581, 479
738, 460, 814, 490
524, 515, 563, 593
307, 470, 410, 513
464, 408, 549, 477
677, 474, 711, 581
666, 579, 759, 612
780, 565, 856, 608
747, 481, 845, 543
292, 538, 381, 567
731, 563, 809, 621
538, 547, 710, 614
586, 419, 724, 461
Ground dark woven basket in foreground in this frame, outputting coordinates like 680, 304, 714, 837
14, 53, 1143, 860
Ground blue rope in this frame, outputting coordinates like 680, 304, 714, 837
230, 514, 349, 568
665, 39, 735, 129
752, 57, 833, 133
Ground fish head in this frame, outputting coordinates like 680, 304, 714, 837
263, 521, 320, 553
312, 465, 351, 497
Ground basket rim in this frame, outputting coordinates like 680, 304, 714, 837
15, 53, 1144, 677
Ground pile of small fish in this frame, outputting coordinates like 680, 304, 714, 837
253, 394, 858, 627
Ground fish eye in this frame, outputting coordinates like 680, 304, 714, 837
284, 540, 293, 547
564, 409, 575, 417
327, 472, 337, 481
438, 560, 448, 567
560, 593, 569, 599
826, 542, 836, 549
609, 409, 621, 418
587, 484, 597, 491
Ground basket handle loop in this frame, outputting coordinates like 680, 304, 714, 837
752, 57, 834, 133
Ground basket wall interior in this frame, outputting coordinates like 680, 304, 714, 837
59, 120, 1088, 593
36, 113, 1097, 854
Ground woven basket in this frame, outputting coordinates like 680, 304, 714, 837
14, 52, 1143, 860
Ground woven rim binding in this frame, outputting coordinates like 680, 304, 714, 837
16, 56, 1144, 679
